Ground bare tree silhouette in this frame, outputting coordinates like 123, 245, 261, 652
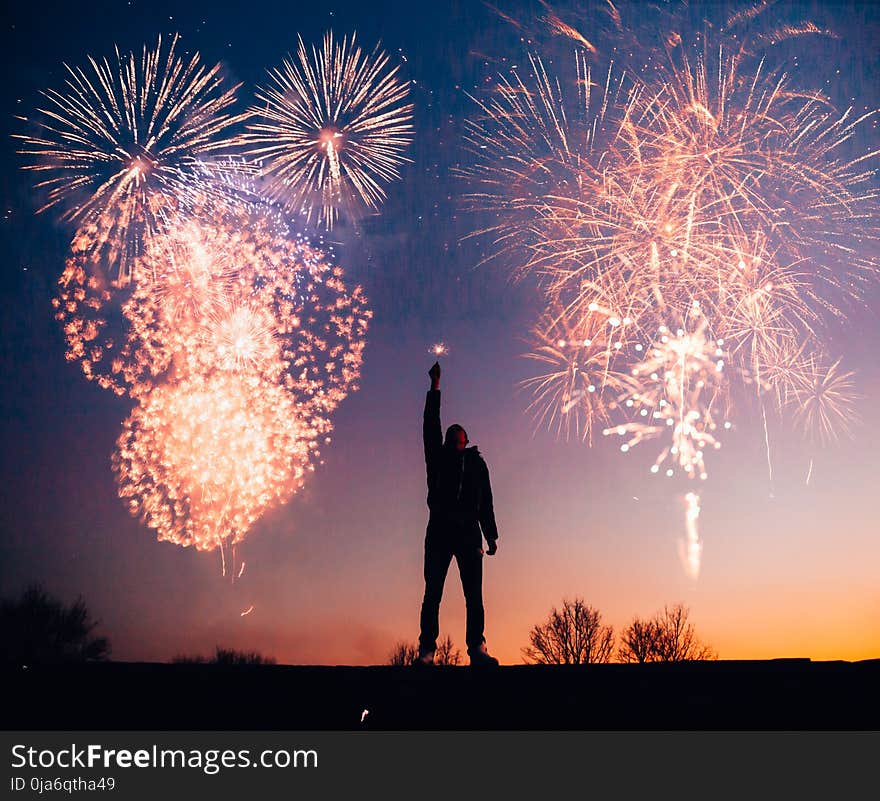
0, 584, 110, 666
653, 603, 716, 661
618, 603, 716, 662
618, 617, 662, 663
522, 598, 615, 664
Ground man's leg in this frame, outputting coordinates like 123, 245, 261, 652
455, 542, 485, 654
419, 528, 453, 656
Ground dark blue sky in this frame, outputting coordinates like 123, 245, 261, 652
1, 1, 878, 665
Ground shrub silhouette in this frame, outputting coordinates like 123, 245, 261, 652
172, 647, 276, 665
387, 641, 419, 666
0, 584, 110, 666
435, 634, 462, 666
387, 634, 461, 665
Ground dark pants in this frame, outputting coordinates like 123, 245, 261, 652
419, 521, 485, 653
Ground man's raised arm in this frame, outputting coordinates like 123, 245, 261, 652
424, 362, 442, 481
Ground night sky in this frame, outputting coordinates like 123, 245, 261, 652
1, 0, 878, 666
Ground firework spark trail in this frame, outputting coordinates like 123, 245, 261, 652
460, 50, 640, 284
241, 31, 414, 228
680, 491, 703, 579
761, 399, 774, 488
15, 34, 243, 283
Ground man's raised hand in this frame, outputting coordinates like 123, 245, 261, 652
429, 361, 441, 389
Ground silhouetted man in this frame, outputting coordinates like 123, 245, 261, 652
416, 361, 499, 667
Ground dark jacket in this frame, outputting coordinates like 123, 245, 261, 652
423, 389, 499, 543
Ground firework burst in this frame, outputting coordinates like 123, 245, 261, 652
603, 311, 730, 482
789, 355, 861, 445
633, 48, 880, 321
464, 4, 878, 578
15, 34, 243, 283
20, 32, 380, 565
242, 31, 414, 228
210, 301, 280, 374
114, 369, 316, 552
460, 49, 637, 282
108, 207, 370, 551
520, 300, 635, 443
470, 49, 877, 335
52, 198, 371, 401
464, 5, 879, 332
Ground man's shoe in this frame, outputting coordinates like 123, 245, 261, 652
468, 643, 499, 667
413, 647, 435, 666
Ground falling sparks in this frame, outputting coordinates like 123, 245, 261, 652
604, 315, 726, 482
543, 11, 597, 53
240, 605, 255, 617
241, 31, 414, 228
430, 342, 449, 357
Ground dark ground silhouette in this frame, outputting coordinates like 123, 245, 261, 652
4, 659, 878, 730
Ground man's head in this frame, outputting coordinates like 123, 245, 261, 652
444, 424, 468, 452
